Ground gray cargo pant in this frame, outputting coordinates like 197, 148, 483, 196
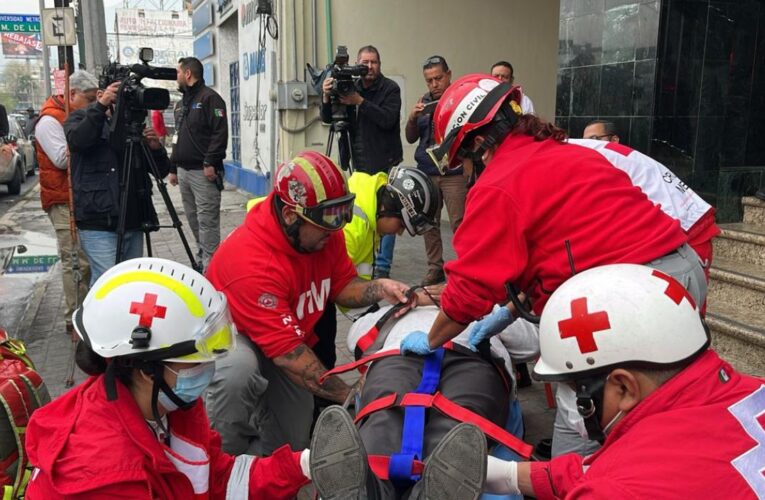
551, 243, 708, 457
178, 167, 221, 271
205, 334, 314, 455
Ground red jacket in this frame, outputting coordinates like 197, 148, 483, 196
25, 375, 308, 499
206, 193, 358, 358
530, 350, 765, 499
36, 95, 71, 211
441, 134, 687, 324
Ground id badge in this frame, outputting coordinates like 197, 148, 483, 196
172, 133, 178, 145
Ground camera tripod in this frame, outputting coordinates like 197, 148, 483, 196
325, 118, 356, 173
115, 121, 200, 272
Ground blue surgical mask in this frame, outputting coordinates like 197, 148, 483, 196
158, 362, 216, 412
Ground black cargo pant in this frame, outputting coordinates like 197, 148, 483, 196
357, 350, 509, 499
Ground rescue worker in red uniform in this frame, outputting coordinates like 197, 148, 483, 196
25, 258, 311, 499
480, 264, 765, 499
397, 74, 707, 358
205, 151, 415, 456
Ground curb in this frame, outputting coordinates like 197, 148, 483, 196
13, 264, 51, 342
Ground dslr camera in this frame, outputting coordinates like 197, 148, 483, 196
100, 48, 177, 148
328, 45, 368, 121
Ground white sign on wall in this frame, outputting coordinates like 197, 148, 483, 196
41, 7, 75, 46
238, 2, 275, 176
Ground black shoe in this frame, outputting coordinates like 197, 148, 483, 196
310, 406, 368, 500
756, 188, 765, 201
532, 438, 552, 461
372, 268, 390, 280
515, 362, 532, 389
421, 423, 487, 500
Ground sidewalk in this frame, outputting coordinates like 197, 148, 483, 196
12, 178, 556, 452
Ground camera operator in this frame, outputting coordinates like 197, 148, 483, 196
321, 45, 403, 279
64, 80, 171, 285
168, 57, 228, 272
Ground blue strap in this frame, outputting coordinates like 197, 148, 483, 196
389, 347, 445, 485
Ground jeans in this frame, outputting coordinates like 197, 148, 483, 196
375, 234, 396, 273
78, 230, 143, 286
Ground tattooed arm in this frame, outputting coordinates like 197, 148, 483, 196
273, 343, 351, 402
334, 277, 413, 310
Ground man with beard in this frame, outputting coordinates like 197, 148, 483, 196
205, 151, 417, 456
169, 56, 228, 271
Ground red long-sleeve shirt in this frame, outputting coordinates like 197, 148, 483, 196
206, 193, 357, 358
441, 134, 687, 324
26, 375, 308, 499
530, 350, 765, 499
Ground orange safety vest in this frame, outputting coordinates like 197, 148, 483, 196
36, 96, 71, 212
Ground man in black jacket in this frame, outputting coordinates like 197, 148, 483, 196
65, 79, 171, 285
320, 45, 403, 279
168, 57, 228, 271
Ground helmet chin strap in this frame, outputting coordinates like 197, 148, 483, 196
147, 363, 194, 443
574, 375, 609, 444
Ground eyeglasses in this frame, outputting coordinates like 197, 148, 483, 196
423, 56, 446, 68
586, 134, 615, 141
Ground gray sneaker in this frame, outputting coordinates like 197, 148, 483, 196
310, 406, 368, 499
373, 268, 390, 280
421, 423, 487, 500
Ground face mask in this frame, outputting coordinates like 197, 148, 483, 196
602, 410, 624, 435
158, 362, 216, 412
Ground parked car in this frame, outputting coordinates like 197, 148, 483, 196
7, 117, 35, 176
0, 141, 25, 195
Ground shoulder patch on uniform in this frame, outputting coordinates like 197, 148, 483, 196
214, 108, 225, 118
258, 293, 278, 309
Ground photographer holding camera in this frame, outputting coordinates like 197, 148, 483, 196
65, 78, 171, 285
321, 45, 403, 279
168, 57, 228, 272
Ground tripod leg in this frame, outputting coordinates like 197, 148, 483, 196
140, 143, 201, 272
115, 141, 136, 264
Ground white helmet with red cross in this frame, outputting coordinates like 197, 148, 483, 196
74, 257, 236, 363
533, 264, 709, 381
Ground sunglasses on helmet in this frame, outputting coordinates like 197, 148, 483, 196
295, 193, 356, 231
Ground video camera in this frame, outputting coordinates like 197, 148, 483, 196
100, 48, 177, 148
327, 45, 367, 122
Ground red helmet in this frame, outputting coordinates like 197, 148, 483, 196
430, 73, 524, 169
274, 151, 355, 231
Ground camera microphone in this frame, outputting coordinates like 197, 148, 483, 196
130, 64, 177, 81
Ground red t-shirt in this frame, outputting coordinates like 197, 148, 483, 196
441, 134, 687, 324
530, 350, 765, 499
206, 194, 357, 358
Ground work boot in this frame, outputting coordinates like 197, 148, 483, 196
421, 267, 445, 286
310, 406, 368, 500
420, 423, 487, 500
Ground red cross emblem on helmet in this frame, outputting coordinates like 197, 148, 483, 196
557, 297, 612, 354
130, 293, 167, 328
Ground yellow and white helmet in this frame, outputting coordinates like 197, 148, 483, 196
74, 257, 236, 363
533, 264, 709, 381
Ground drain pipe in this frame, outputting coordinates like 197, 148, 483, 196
311, 0, 318, 66
325, 0, 333, 64
292, 0, 299, 80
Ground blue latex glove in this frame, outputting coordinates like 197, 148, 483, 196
468, 304, 515, 350
400, 330, 434, 356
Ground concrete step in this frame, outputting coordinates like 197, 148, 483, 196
713, 223, 765, 268
706, 300, 765, 377
708, 258, 765, 313
742, 196, 765, 226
